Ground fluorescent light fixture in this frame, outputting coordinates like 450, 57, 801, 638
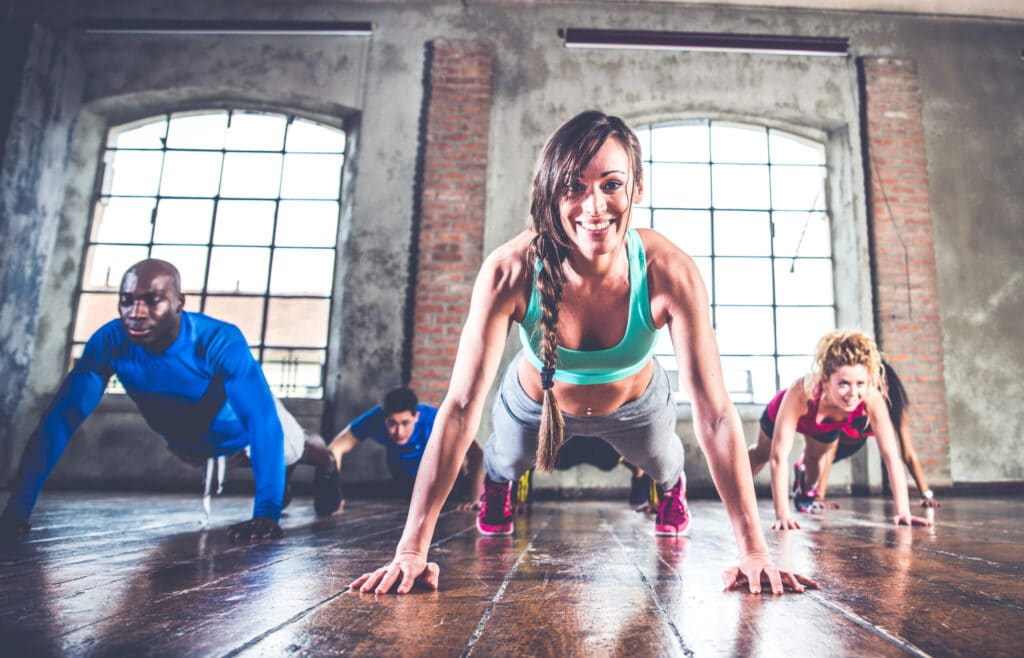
77, 19, 374, 36
560, 28, 848, 56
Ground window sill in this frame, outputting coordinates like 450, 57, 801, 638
674, 401, 764, 422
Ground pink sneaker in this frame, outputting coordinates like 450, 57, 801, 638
655, 478, 690, 536
477, 476, 514, 535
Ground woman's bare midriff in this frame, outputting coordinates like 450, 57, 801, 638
517, 356, 655, 417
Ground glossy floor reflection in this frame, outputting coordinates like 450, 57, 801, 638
0, 492, 1021, 657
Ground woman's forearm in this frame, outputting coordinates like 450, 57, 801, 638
884, 448, 913, 517
769, 456, 791, 519
696, 410, 769, 555
902, 442, 930, 494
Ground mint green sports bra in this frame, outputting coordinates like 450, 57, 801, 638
518, 229, 659, 385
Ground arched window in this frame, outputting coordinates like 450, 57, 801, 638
71, 109, 346, 399
633, 120, 835, 404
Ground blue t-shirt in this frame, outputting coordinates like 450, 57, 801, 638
349, 404, 437, 479
5, 312, 286, 521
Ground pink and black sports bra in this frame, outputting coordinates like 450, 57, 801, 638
765, 387, 873, 442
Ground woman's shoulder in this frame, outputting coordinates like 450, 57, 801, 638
478, 230, 535, 299
862, 386, 888, 412
485, 229, 533, 269
634, 226, 670, 250
635, 228, 693, 270
636, 227, 703, 299
782, 379, 811, 403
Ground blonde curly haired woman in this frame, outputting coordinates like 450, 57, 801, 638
747, 330, 933, 530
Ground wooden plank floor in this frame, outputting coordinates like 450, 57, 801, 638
1, 492, 1022, 657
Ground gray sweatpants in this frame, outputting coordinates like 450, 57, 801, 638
484, 352, 685, 489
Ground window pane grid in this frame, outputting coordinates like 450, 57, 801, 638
638, 121, 833, 403
76, 110, 345, 399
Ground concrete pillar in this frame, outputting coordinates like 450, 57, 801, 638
0, 21, 83, 483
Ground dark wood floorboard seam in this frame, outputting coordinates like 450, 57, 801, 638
460, 520, 549, 658
912, 547, 1017, 571
19, 519, 201, 546
220, 590, 350, 658
430, 522, 477, 548
603, 515, 695, 658
805, 590, 931, 657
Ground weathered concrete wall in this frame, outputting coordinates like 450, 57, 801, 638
910, 21, 1024, 483
0, 22, 82, 481
1, 2, 1021, 498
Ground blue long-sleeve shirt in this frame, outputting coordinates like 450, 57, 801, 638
5, 312, 285, 521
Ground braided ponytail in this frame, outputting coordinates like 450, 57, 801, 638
534, 233, 566, 472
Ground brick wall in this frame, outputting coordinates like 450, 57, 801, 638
408, 40, 493, 403
860, 57, 951, 485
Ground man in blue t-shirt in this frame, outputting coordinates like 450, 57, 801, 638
324, 388, 483, 509
0, 259, 340, 545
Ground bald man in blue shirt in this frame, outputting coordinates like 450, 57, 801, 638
0, 259, 338, 544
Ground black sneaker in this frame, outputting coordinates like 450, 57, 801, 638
794, 486, 817, 513
281, 465, 296, 511
792, 462, 807, 498
792, 463, 816, 512
282, 482, 294, 511
313, 457, 343, 517
630, 472, 649, 506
